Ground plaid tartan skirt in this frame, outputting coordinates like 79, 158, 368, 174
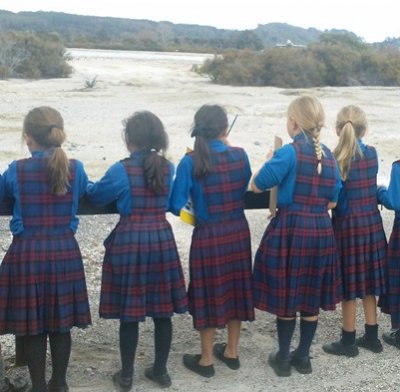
333, 210, 387, 299
188, 216, 254, 330
99, 217, 188, 322
0, 231, 91, 336
253, 208, 342, 317
378, 215, 400, 327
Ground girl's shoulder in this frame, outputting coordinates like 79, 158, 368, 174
227, 145, 245, 152
364, 144, 377, 152
69, 158, 85, 171
362, 145, 378, 159
393, 159, 400, 167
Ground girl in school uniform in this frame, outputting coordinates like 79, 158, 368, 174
252, 95, 342, 377
170, 104, 254, 378
377, 160, 400, 347
0, 107, 91, 392
86, 111, 187, 390
323, 105, 387, 357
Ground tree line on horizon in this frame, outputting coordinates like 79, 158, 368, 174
1, 9, 395, 52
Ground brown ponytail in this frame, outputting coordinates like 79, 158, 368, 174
23, 107, 70, 195
191, 105, 228, 179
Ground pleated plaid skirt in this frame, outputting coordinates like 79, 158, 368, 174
99, 216, 188, 322
378, 215, 400, 327
188, 216, 254, 330
0, 231, 91, 336
253, 208, 342, 317
333, 210, 387, 299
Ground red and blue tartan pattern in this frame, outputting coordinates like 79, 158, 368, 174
378, 214, 400, 327
335, 147, 380, 214
332, 148, 387, 299
188, 147, 248, 223
0, 158, 91, 335
253, 140, 342, 317
17, 158, 77, 230
99, 156, 187, 322
188, 148, 254, 330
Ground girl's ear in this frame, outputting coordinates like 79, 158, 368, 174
24, 133, 32, 146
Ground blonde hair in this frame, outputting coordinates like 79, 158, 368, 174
288, 95, 325, 174
333, 105, 366, 181
23, 106, 70, 195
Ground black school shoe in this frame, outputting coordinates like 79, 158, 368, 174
382, 330, 400, 349
289, 350, 312, 374
268, 352, 291, 377
145, 367, 171, 388
356, 335, 383, 353
112, 370, 133, 392
213, 343, 240, 370
322, 340, 359, 357
48, 380, 69, 392
183, 354, 215, 378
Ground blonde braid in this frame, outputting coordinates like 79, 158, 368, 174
311, 128, 323, 175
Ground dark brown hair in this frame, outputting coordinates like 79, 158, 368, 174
23, 106, 69, 195
191, 104, 228, 178
123, 111, 168, 194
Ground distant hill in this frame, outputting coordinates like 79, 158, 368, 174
0, 9, 382, 52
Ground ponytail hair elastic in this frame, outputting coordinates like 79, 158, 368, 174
45, 124, 61, 133
191, 126, 209, 138
344, 120, 353, 126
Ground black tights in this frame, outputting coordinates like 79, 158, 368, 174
25, 332, 71, 392
119, 318, 172, 378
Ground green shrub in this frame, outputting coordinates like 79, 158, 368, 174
0, 31, 72, 79
198, 32, 400, 87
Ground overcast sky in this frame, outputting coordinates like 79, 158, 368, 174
1, 0, 398, 43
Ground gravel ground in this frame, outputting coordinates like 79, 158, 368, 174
1, 48, 399, 391
0, 208, 398, 392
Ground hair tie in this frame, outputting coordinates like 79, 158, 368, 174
150, 148, 157, 152
344, 120, 353, 126
45, 125, 59, 133
191, 126, 208, 138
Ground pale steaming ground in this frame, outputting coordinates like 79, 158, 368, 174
0, 48, 399, 391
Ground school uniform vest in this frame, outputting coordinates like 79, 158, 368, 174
122, 154, 170, 219
335, 146, 378, 216
291, 140, 337, 212
197, 147, 247, 223
17, 157, 76, 235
